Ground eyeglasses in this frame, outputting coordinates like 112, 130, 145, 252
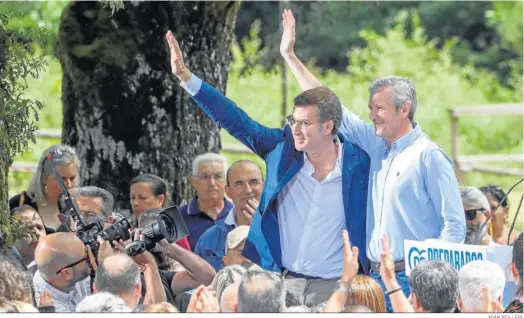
55, 246, 89, 274
465, 208, 486, 221
197, 173, 225, 181
286, 115, 318, 130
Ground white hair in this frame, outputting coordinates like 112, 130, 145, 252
461, 187, 490, 211
283, 305, 312, 313
75, 292, 132, 313
191, 153, 227, 176
458, 260, 506, 312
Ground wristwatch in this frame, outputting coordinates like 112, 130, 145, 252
335, 280, 351, 294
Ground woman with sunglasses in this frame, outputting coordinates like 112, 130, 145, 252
479, 185, 520, 245
9, 145, 80, 234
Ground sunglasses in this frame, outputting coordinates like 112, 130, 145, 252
55, 246, 89, 274
465, 208, 486, 221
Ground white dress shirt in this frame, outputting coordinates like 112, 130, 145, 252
278, 139, 346, 279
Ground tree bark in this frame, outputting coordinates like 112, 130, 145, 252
0, 25, 9, 248
58, 1, 240, 208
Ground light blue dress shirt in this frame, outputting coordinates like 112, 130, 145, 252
339, 107, 466, 263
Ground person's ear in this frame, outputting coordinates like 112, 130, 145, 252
222, 256, 229, 266
457, 295, 464, 312
191, 176, 198, 189
136, 281, 143, 298
411, 293, 421, 312
60, 268, 73, 281
157, 194, 165, 206
511, 262, 519, 281
225, 185, 233, 199
400, 101, 411, 119
324, 120, 334, 135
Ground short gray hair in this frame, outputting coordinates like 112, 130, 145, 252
28, 144, 80, 205
95, 254, 141, 296
461, 187, 490, 211
458, 260, 506, 312
75, 292, 132, 312
369, 76, 417, 122
293, 86, 342, 135
211, 265, 246, 306
408, 260, 459, 312
282, 305, 312, 313
237, 270, 285, 313
76, 186, 114, 218
191, 153, 227, 177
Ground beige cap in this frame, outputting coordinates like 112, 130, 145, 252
225, 225, 250, 253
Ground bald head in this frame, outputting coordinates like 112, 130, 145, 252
35, 232, 85, 279
226, 160, 263, 186
95, 254, 140, 296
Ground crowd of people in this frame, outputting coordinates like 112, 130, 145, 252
1, 9, 522, 313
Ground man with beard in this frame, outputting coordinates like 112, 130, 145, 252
461, 187, 497, 245
33, 232, 95, 312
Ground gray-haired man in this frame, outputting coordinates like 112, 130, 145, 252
74, 186, 115, 228
461, 187, 497, 245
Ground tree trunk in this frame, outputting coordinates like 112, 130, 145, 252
58, 1, 240, 209
0, 25, 9, 248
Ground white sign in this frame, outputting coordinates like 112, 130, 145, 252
404, 239, 515, 306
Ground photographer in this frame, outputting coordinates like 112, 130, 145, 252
128, 209, 216, 311
96, 230, 166, 310
32, 232, 95, 312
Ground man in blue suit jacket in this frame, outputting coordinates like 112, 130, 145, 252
166, 31, 370, 307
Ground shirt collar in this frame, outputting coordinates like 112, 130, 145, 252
187, 197, 233, 216
224, 208, 237, 227
303, 137, 344, 175
34, 270, 76, 302
384, 122, 422, 152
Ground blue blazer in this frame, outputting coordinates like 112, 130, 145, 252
190, 80, 371, 274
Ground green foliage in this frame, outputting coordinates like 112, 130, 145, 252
1, 15, 47, 162
1, 12, 49, 249
1, 1, 70, 56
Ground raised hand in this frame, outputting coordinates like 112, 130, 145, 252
39, 290, 53, 307
341, 230, 359, 282
479, 286, 504, 313
165, 30, 191, 81
280, 9, 296, 59
242, 198, 259, 224
379, 234, 398, 289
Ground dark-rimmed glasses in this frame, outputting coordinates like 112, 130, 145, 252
465, 208, 486, 221
55, 246, 89, 274
286, 115, 319, 130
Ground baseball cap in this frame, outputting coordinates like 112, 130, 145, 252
225, 225, 250, 253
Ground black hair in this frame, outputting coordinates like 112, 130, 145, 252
479, 185, 509, 208
513, 233, 523, 297
130, 174, 171, 207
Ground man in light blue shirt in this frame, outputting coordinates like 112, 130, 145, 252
280, 9, 466, 311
